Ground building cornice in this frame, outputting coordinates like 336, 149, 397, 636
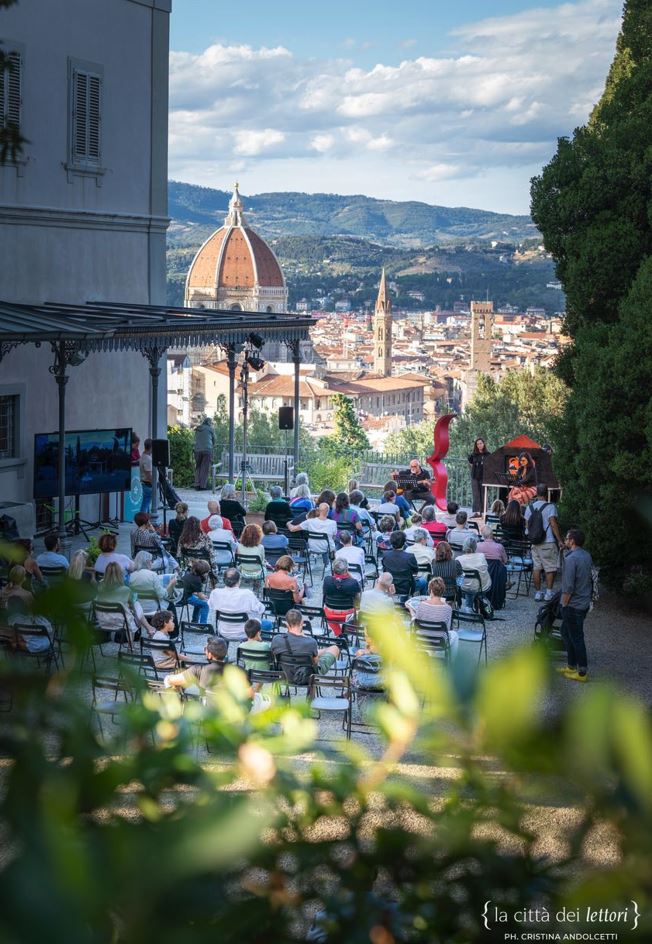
0, 204, 170, 234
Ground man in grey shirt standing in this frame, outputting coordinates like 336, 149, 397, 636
558, 528, 593, 683
193, 416, 215, 491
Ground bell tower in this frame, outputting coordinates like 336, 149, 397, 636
373, 268, 392, 376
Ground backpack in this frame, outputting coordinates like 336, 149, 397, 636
281, 636, 315, 686
477, 595, 494, 620
526, 502, 549, 545
534, 591, 561, 635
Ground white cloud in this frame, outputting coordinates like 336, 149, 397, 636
233, 128, 285, 156
168, 0, 622, 212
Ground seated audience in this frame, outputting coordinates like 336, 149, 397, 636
266, 554, 304, 604
0, 565, 53, 653
290, 471, 310, 499
129, 551, 177, 608
376, 490, 403, 526
208, 568, 269, 639
382, 531, 425, 597
148, 610, 178, 668
421, 505, 447, 542
289, 483, 314, 514
270, 608, 340, 680
490, 499, 506, 518
218, 484, 247, 536
264, 486, 293, 530
431, 541, 463, 599
408, 576, 458, 659
130, 512, 174, 570
359, 572, 396, 616
165, 636, 227, 693
404, 514, 433, 546
382, 481, 412, 521
200, 500, 233, 534
407, 528, 436, 567
477, 525, 508, 563
335, 531, 365, 583
315, 490, 336, 516
236, 523, 266, 580
96, 562, 152, 638
261, 520, 289, 565
288, 502, 337, 563
500, 500, 526, 542
238, 618, 272, 671
347, 480, 369, 509
36, 533, 69, 571
207, 514, 236, 565
178, 559, 211, 624
446, 511, 479, 551
456, 537, 491, 608
375, 515, 398, 553
322, 558, 360, 634
332, 491, 364, 546
177, 516, 216, 572
94, 533, 134, 577
349, 489, 375, 532
167, 502, 188, 555
438, 501, 460, 529
68, 550, 96, 595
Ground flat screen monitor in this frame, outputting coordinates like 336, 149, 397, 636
34, 428, 132, 500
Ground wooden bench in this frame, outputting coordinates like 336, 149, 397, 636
357, 462, 398, 493
219, 451, 295, 486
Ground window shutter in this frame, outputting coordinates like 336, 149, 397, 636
71, 67, 101, 164
0, 51, 21, 129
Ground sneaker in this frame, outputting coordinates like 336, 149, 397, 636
556, 666, 576, 676
534, 590, 544, 602
566, 670, 588, 683
544, 590, 555, 601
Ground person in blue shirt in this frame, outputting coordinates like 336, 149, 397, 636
383, 482, 412, 521
558, 528, 594, 683
36, 533, 69, 571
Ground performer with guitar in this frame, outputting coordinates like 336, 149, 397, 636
391, 459, 435, 506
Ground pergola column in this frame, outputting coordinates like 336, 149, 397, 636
291, 340, 301, 477
142, 345, 166, 522
49, 341, 86, 552
227, 344, 237, 482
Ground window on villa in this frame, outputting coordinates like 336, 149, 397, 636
0, 395, 19, 459
0, 50, 22, 138
69, 59, 103, 171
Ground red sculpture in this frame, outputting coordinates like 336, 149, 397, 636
426, 413, 456, 511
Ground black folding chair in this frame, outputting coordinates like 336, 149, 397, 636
413, 618, 451, 664
286, 532, 312, 586
453, 608, 487, 665
305, 532, 333, 575
265, 587, 295, 621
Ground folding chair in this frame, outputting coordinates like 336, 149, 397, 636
460, 568, 484, 613
453, 608, 487, 665
235, 552, 266, 588
214, 610, 249, 660
322, 594, 356, 637
265, 587, 295, 622
504, 539, 533, 598
413, 618, 451, 664
39, 565, 68, 585
272, 651, 316, 701
310, 674, 352, 739
297, 603, 324, 633
179, 620, 213, 658
118, 649, 158, 680
10, 623, 59, 673
347, 562, 365, 588
133, 588, 161, 617
140, 636, 180, 676
180, 548, 217, 586
311, 633, 350, 675
91, 601, 134, 650
286, 532, 312, 587
236, 645, 273, 672
305, 532, 333, 575
364, 554, 379, 585
211, 540, 235, 577
133, 542, 165, 570
91, 674, 133, 738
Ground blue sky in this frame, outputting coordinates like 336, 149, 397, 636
168, 0, 622, 214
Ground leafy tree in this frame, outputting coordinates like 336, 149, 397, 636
531, 0, 652, 583
386, 369, 568, 460
322, 393, 370, 457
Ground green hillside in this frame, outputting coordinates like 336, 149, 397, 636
168, 180, 538, 247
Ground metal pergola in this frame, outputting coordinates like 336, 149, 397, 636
0, 300, 314, 542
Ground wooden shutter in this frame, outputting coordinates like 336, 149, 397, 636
72, 67, 101, 164
0, 51, 21, 129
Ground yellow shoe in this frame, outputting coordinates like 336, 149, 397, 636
566, 670, 588, 683
556, 666, 576, 676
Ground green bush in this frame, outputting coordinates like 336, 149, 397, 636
1, 580, 652, 941
168, 425, 195, 488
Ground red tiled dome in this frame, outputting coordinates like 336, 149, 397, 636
186, 185, 285, 292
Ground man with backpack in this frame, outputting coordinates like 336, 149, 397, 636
524, 484, 563, 601
270, 609, 340, 683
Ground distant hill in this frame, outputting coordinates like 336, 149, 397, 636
168, 181, 538, 249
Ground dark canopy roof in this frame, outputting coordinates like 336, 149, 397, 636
0, 300, 314, 353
